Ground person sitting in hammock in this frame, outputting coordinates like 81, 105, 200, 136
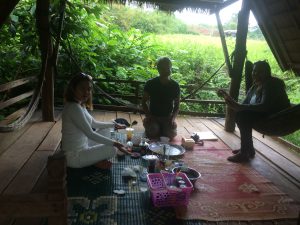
218, 60, 290, 163
142, 57, 180, 140
61, 72, 129, 169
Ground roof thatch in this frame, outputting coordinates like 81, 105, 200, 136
115, 0, 238, 13
250, 0, 300, 76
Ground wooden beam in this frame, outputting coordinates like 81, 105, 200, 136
250, 0, 292, 71
215, 11, 233, 77
224, 0, 250, 132
36, 0, 54, 122
93, 104, 225, 117
0, 77, 36, 93
0, 108, 26, 126
0, 91, 34, 110
0, 0, 20, 29
214, 0, 239, 12
52, 0, 67, 67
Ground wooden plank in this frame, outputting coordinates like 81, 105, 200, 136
216, 118, 300, 166
0, 107, 26, 126
4, 151, 53, 195
176, 116, 192, 138
186, 117, 212, 132
202, 119, 300, 201
289, 53, 300, 61
0, 121, 54, 193
0, 195, 63, 217
0, 111, 42, 157
252, 133, 300, 167
0, 218, 13, 225
285, 39, 300, 52
102, 111, 117, 122
90, 110, 105, 121
0, 90, 34, 110
279, 27, 300, 41
267, 0, 287, 14
214, 119, 300, 186
13, 218, 45, 225
0, 77, 36, 92
201, 118, 241, 150
37, 119, 62, 151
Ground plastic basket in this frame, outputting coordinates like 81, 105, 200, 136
147, 172, 193, 207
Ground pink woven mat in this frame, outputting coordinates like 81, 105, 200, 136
174, 140, 300, 221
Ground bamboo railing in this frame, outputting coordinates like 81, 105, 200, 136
92, 78, 226, 117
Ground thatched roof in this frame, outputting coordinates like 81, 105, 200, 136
117, 0, 238, 13
250, 0, 300, 76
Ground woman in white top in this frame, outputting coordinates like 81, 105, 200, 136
62, 72, 128, 168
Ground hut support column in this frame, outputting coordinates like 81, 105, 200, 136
215, 11, 233, 76
36, 0, 55, 121
224, 0, 250, 132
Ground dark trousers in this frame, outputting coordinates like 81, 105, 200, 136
235, 110, 268, 155
143, 116, 177, 140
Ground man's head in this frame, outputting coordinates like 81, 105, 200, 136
157, 57, 172, 77
252, 60, 271, 84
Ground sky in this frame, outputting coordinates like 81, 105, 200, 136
174, 0, 257, 27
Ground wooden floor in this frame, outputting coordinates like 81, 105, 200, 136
0, 109, 299, 225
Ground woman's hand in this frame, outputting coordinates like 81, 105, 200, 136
217, 89, 243, 111
113, 142, 130, 154
113, 121, 127, 130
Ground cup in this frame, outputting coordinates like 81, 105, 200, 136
142, 155, 158, 173
126, 127, 134, 141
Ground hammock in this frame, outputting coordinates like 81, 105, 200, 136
253, 104, 300, 136
243, 60, 300, 136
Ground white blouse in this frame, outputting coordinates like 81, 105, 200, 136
62, 102, 114, 153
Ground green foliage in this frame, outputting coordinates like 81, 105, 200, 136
283, 130, 300, 148
0, 0, 40, 83
106, 5, 189, 34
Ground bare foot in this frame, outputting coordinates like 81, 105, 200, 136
94, 160, 112, 169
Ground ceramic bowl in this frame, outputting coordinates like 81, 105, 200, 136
172, 166, 201, 185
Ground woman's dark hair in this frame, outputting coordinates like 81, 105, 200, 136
253, 60, 271, 78
64, 72, 93, 110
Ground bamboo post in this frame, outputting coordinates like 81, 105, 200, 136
224, 0, 250, 132
36, 0, 55, 121
215, 11, 233, 77
53, 0, 67, 67
134, 81, 140, 105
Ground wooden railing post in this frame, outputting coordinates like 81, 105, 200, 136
36, 0, 55, 122
47, 151, 67, 225
134, 81, 140, 105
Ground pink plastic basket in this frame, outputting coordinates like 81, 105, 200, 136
147, 172, 193, 207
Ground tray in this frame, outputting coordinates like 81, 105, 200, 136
148, 142, 185, 156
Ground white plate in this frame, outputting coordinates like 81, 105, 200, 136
148, 142, 185, 156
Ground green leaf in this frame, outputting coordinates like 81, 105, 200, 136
10, 15, 19, 23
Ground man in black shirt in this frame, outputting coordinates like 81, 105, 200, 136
142, 57, 180, 140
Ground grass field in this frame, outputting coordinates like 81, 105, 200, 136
154, 34, 300, 147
